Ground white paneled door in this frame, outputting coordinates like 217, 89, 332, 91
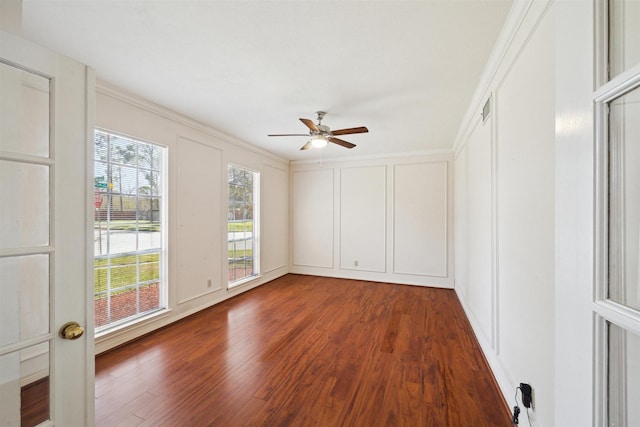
0, 30, 94, 426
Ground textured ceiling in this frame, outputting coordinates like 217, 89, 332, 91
21, 0, 512, 161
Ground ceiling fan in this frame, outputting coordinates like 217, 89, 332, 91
268, 111, 368, 150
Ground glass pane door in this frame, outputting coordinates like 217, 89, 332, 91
0, 60, 52, 426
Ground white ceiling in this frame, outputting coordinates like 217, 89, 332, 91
21, 0, 512, 161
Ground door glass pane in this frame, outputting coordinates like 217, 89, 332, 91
0, 161, 50, 249
0, 342, 50, 427
0, 255, 49, 346
609, 0, 640, 79
0, 62, 50, 158
608, 323, 640, 426
609, 85, 640, 312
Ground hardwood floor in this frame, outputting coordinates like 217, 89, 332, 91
21, 376, 49, 426
95, 274, 512, 426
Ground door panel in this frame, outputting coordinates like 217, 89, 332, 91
0, 29, 94, 426
0, 159, 50, 249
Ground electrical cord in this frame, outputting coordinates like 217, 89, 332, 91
513, 386, 532, 427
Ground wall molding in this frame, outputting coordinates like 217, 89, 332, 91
290, 148, 453, 167
453, 1, 556, 420
291, 152, 453, 288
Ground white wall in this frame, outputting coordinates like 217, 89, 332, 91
94, 83, 289, 353
290, 154, 453, 288
454, 1, 556, 426
176, 137, 224, 301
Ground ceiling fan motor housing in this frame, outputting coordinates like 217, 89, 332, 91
317, 124, 331, 135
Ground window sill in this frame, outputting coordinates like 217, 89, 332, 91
227, 274, 260, 290
95, 307, 172, 340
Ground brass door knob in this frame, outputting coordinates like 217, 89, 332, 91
59, 321, 85, 340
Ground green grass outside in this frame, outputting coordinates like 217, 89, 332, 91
228, 221, 253, 232
95, 253, 159, 296
97, 219, 249, 232
228, 248, 252, 258
95, 246, 254, 298
95, 220, 160, 232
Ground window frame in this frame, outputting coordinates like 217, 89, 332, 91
93, 128, 168, 333
227, 163, 260, 287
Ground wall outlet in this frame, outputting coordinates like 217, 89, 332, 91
354, 260, 358, 267
207, 279, 212, 288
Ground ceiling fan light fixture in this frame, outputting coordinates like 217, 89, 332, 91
311, 135, 328, 148
268, 111, 366, 151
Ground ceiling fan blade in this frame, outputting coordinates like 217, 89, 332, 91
299, 118, 319, 132
268, 133, 309, 137
329, 137, 356, 149
300, 141, 313, 150
331, 126, 369, 136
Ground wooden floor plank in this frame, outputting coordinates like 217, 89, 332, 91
91, 274, 511, 426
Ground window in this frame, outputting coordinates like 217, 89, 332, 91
595, 1, 640, 424
608, 0, 640, 79
228, 164, 259, 286
94, 130, 166, 330
608, 86, 640, 313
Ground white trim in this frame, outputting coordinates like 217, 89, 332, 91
594, 314, 608, 427
0, 151, 54, 165
594, 300, 640, 336
594, 100, 609, 304
594, 66, 640, 103
490, 89, 499, 354
0, 333, 53, 358
227, 274, 260, 291
0, 246, 53, 258
94, 307, 172, 340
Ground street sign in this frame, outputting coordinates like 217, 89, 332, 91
95, 176, 108, 189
